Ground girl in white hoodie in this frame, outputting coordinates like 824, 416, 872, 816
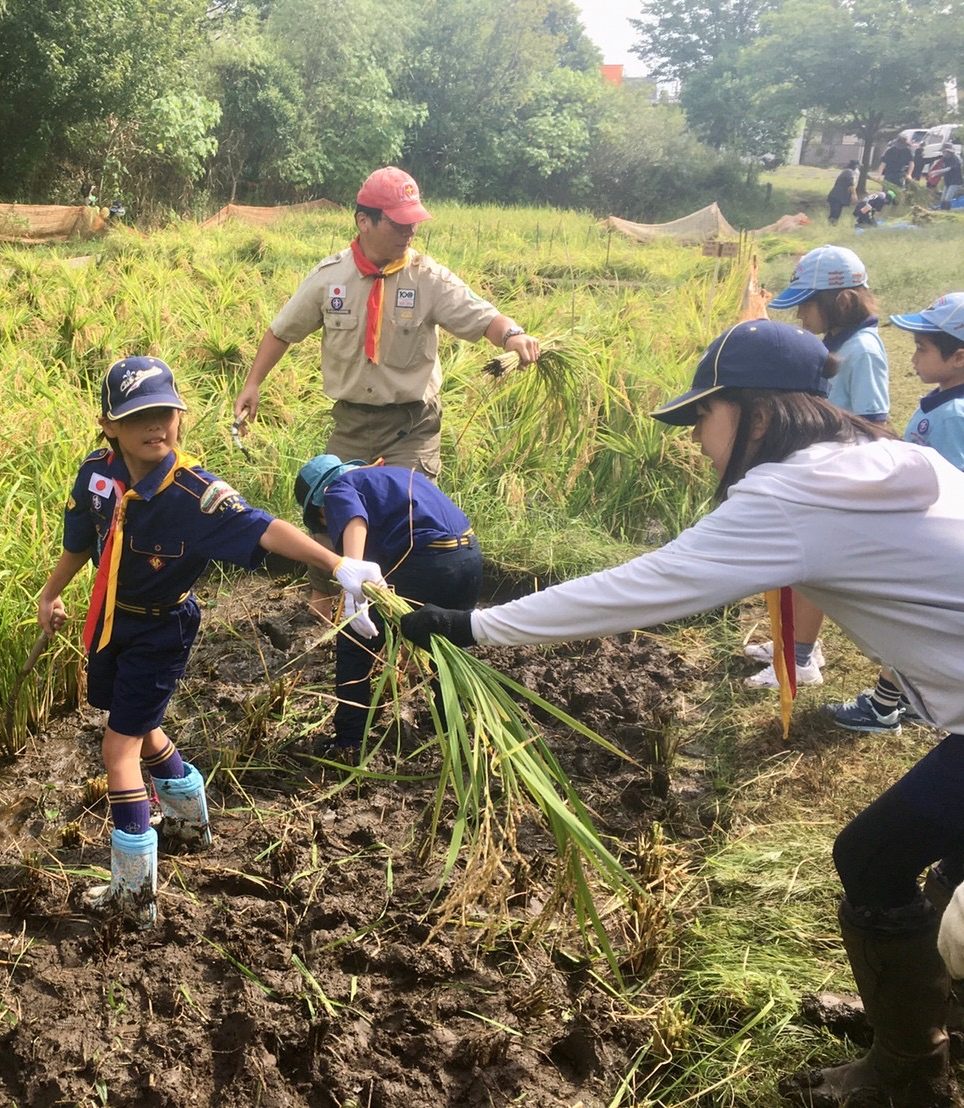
402, 319, 964, 1108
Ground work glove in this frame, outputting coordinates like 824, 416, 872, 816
938, 882, 964, 978
399, 604, 476, 650
342, 592, 378, 639
333, 557, 385, 603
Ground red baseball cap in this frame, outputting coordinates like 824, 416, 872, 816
356, 167, 431, 224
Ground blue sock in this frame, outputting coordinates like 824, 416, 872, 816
794, 641, 816, 666
143, 739, 185, 781
109, 786, 151, 835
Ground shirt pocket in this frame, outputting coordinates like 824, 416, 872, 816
128, 536, 185, 562
380, 316, 426, 368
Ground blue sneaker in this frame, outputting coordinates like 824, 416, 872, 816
829, 692, 901, 735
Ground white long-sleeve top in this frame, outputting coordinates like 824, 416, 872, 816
472, 439, 964, 733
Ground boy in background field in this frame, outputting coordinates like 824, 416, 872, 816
830, 292, 964, 733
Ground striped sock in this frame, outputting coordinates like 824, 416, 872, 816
870, 676, 902, 717
794, 641, 816, 666
143, 739, 185, 781
108, 786, 151, 835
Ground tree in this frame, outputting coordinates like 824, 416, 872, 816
0, 0, 212, 201
398, 0, 603, 200
630, 0, 779, 81
629, 0, 793, 156
259, 0, 424, 200
752, 0, 960, 183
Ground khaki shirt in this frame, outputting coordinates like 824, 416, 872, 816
270, 248, 499, 405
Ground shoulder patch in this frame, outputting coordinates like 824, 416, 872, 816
200, 480, 242, 515
83, 447, 110, 464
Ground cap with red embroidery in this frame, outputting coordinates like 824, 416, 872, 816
356, 167, 431, 224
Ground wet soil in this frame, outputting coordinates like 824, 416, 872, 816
0, 572, 713, 1108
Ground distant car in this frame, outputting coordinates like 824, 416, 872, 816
919, 124, 962, 171
896, 127, 930, 148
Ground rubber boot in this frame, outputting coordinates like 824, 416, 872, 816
153, 762, 212, 850
81, 828, 157, 930
783, 897, 958, 1107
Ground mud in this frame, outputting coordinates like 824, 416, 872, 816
0, 572, 712, 1107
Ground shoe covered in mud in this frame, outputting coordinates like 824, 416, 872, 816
311, 736, 360, 763
828, 692, 901, 735
152, 762, 213, 850
743, 638, 826, 667
81, 828, 157, 930
744, 658, 823, 689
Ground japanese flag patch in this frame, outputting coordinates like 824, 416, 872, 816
88, 473, 115, 498
328, 284, 348, 313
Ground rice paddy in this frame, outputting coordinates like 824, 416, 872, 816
3, 186, 964, 1104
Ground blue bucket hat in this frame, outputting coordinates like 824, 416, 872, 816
651, 319, 831, 426
891, 292, 964, 339
768, 245, 869, 310
101, 356, 187, 419
294, 454, 364, 526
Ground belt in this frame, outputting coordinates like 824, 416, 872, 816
115, 592, 190, 617
426, 529, 475, 550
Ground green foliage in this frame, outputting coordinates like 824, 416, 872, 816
630, 0, 780, 80
753, 0, 960, 158
0, 0, 212, 202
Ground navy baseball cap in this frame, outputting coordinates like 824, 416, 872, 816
768, 245, 869, 310
101, 357, 186, 419
294, 454, 365, 527
651, 319, 831, 426
891, 292, 964, 339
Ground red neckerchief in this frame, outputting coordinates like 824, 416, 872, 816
349, 238, 411, 363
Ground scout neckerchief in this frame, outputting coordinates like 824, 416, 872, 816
350, 238, 412, 363
82, 447, 198, 654
740, 254, 797, 738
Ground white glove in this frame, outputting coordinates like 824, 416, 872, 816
938, 882, 964, 978
333, 557, 385, 602
343, 592, 378, 639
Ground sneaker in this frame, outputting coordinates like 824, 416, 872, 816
743, 639, 826, 667
898, 698, 925, 724
828, 692, 901, 735
744, 659, 824, 689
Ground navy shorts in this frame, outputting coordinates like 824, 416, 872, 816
86, 597, 201, 736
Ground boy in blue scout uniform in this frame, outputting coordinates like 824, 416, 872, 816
295, 454, 482, 755
37, 357, 385, 928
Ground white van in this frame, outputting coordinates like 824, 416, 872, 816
920, 124, 962, 169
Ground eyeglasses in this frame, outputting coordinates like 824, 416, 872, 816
383, 215, 416, 234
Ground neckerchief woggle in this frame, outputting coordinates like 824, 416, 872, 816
349, 238, 412, 363
83, 447, 199, 654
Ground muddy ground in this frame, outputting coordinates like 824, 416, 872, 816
0, 570, 717, 1108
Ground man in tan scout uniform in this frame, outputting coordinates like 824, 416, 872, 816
234, 166, 540, 618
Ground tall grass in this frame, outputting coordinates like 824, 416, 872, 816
0, 206, 744, 750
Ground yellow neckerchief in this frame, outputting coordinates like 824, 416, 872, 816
92, 447, 199, 653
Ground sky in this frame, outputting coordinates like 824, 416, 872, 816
572, 0, 647, 78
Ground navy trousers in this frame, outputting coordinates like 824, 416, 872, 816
333, 540, 483, 747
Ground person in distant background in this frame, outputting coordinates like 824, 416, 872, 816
877, 135, 913, 192
827, 160, 860, 224
931, 142, 963, 208
853, 190, 897, 226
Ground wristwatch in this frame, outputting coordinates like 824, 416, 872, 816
501, 325, 526, 347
